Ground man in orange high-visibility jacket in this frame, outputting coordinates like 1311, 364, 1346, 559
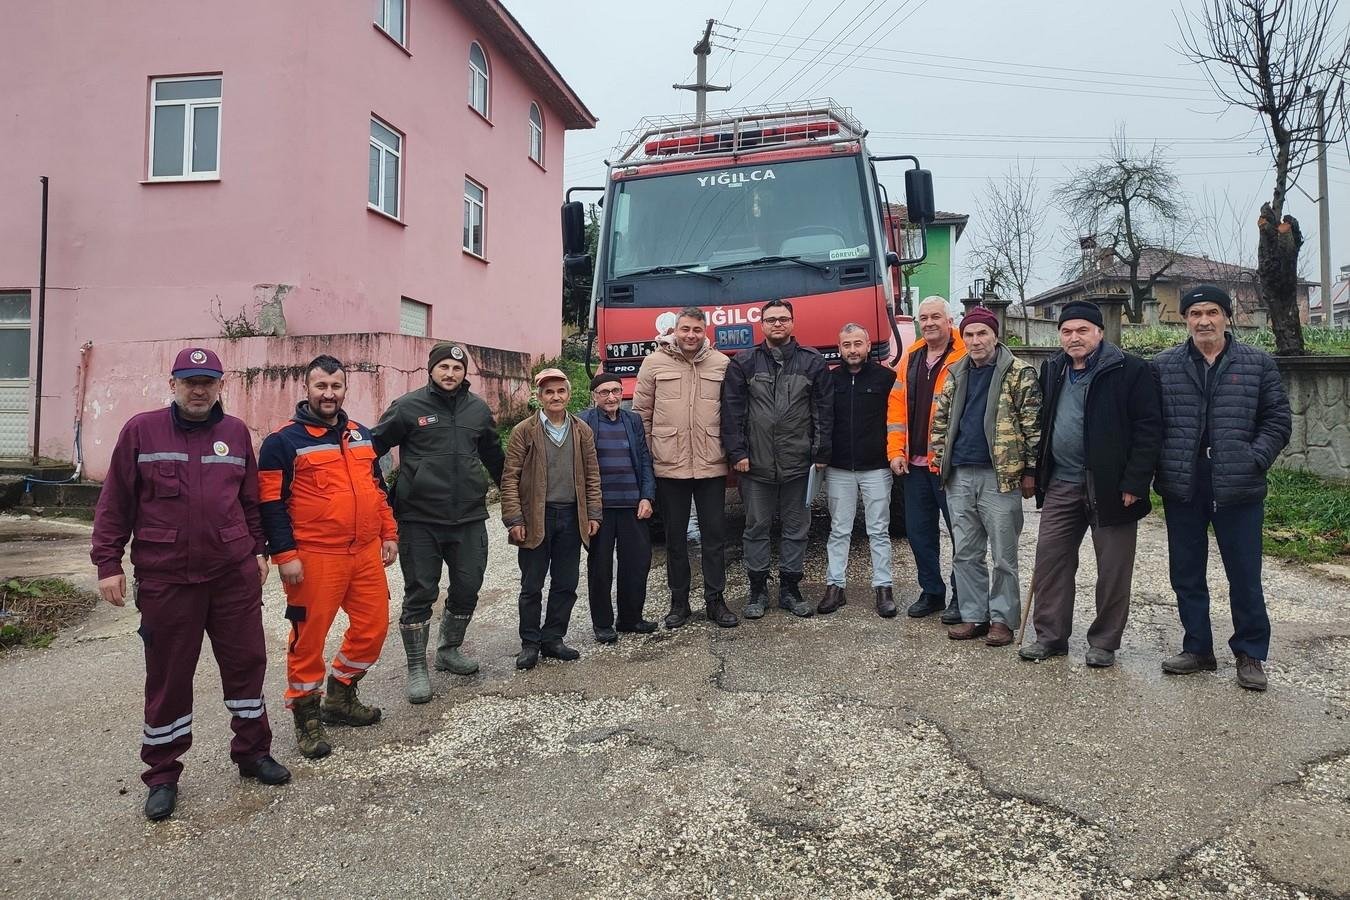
258, 355, 398, 760
887, 296, 967, 623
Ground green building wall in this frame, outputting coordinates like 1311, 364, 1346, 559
901, 224, 954, 313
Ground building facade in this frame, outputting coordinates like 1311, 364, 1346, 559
0, 0, 594, 471
883, 204, 968, 314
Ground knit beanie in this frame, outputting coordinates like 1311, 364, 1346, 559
1057, 300, 1104, 329
1179, 284, 1233, 318
960, 306, 999, 336
427, 341, 468, 371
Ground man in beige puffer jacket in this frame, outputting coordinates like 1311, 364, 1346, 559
632, 306, 739, 630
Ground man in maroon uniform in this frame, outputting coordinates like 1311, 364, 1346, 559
92, 347, 290, 822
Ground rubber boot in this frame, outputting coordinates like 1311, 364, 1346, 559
291, 694, 332, 760
664, 591, 692, 629
400, 621, 432, 705
779, 572, 812, 618
434, 612, 480, 675
321, 673, 382, 727
743, 571, 770, 619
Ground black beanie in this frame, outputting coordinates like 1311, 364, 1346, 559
427, 341, 467, 371
589, 372, 622, 391
1179, 284, 1233, 318
1057, 300, 1104, 329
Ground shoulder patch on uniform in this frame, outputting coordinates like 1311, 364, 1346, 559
417, 415, 439, 426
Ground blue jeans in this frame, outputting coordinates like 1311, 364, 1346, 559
517, 505, 582, 646
904, 468, 956, 597
1163, 462, 1270, 660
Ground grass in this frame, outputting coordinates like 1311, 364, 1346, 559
0, 577, 98, 651
1261, 468, 1350, 562
1122, 325, 1350, 357
498, 355, 595, 449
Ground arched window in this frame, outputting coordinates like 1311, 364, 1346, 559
468, 42, 489, 118
528, 103, 544, 164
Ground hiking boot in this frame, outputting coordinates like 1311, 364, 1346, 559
743, 571, 770, 619
1085, 647, 1116, 668
939, 595, 963, 625
434, 612, 480, 675
144, 784, 177, 822
1018, 642, 1068, 661
705, 593, 740, 628
516, 644, 540, 670
948, 621, 990, 640
817, 585, 847, 615
541, 640, 580, 661
291, 695, 332, 759
779, 572, 812, 618
321, 674, 382, 727
875, 586, 897, 618
400, 621, 432, 704
664, 593, 692, 629
1235, 652, 1268, 691
984, 623, 1014, 647
1161, 651, 1218, 675
907, 592, 945, 618
238, 755, 292, 786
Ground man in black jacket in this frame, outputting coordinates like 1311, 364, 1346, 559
820, 323, 898, 617
1020, 301, 1162, 668
372, 342, 506, 703
722, 299, 833, 619
1152, 285, 1291, 691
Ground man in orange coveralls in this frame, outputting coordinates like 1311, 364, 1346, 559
258, 354, 399, 759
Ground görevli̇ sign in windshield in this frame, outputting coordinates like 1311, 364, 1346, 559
607, 155, 873, 280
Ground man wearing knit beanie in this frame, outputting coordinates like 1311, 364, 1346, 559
929, 307, 1042, 646
371, 340, 506, 703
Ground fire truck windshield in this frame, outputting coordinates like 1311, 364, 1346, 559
606, 155, 873, 280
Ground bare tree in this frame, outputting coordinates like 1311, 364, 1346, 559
969, 163, 1048, 342
1180, 0, 1350, 354
1055, 131, 1190, 323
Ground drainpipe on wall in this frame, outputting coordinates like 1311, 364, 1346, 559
31, 176, 48, 464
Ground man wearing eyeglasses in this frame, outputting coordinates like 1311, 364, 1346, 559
578, 372, 658, 643
722, 298, 833, 619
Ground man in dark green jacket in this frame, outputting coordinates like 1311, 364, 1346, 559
372, 342, 505, 703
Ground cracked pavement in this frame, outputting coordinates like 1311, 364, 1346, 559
1, 502, 1347, 898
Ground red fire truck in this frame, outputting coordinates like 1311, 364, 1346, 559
561, 101, 936, 387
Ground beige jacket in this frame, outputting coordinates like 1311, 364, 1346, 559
632, 341, 730, 479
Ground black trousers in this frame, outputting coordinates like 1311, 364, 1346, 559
586, 506, 653, 630
517, 504, 582, 646
397, 519, 488, 625
655, 476, 727, 600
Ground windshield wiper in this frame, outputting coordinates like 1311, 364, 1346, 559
621, 264, 724, 283
713, 255, 832, 274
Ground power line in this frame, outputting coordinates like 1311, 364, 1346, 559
738, 0, 851, 102
726, 4, 811, 97
762, 0, 893, 105
794, 0, 932, 100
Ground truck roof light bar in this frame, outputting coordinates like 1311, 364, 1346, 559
616, 99, 865, 165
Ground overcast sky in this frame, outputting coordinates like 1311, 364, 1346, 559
509, 0, 1349, 301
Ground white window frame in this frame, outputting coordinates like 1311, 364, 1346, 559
528, 102, 544, 165
147, 76, 222, 181
468, 42, 490, 118
375, 0, 406, 45
369, 116, 403, 220
463, 178, 486, 258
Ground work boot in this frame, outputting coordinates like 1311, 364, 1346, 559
1161, 651, 1218, 675
321, 674, 382, 727
400, 621, 432, 705
144, 784, 177, 822
291, 695, 332, 759
238, 755, 292, 785
541, 639, 581, 661
516, 644, 540, 670
1018, 642, 1068, 661
434, 612, 480, 675
664, 593, 692, 629
875, 586, 897, 618
779, 572, 812, 618
743, 571, 770, 619
1235, 652, 1268, 691
907, 592, 945, 618
939, 595, 963, 626
705, 593, 740, 628
817, 585, 846, 615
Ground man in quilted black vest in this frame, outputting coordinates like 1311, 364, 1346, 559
1152, 285, 1291, 691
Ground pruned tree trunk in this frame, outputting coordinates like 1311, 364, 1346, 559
1257, 202, 1305, 355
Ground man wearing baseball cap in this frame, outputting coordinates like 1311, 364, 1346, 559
928, 308, 1042, 646
1152, 284, 1291, 690
500, 368, 603, 670
372, 341, 505, 703
92, 346, 290, 822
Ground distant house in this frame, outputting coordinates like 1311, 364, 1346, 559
1024, 249, 1314, 327
1308, 265, 1350, 327
883, 204, 969, 313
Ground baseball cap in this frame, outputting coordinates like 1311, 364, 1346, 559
533, 368, 570, 389
172, 347, 224, 378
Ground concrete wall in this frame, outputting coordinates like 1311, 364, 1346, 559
78, 334, 531, 481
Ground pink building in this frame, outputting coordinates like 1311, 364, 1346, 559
0, 0, 595, 478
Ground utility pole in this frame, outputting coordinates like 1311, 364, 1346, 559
673, 19, 730, 124
1315, 88, 1332, 316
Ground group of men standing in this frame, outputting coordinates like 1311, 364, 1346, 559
92, 283, 1291, 822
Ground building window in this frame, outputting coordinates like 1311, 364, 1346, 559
468, 42, 489, 118
528, 103, 544, 165
149, 76, 222, 179
369, 117, 402, 219
399, 297, 429, 337
463, 178, 485, 257
0, 292, 31, 381
375, 0, 406, 44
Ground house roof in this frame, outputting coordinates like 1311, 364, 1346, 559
459, 0, 597, 130
885, 203, 968, 242
1024, 249, 1302, 307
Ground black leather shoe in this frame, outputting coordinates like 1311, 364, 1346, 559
239, 755, 291, 786
664, 598, 692, 629
594, 627, 618, 644
705, 594, 740, 628
906, 592, 945, 618
875, 586, 897, 618
939, 595, 962, 625
144, 784, 177, 821
616, 619, 658, 634
516, 645, 540, 670
540, 640, 581, 661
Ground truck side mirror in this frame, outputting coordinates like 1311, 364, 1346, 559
904, 169, 935, 226
561, 201, 587, 257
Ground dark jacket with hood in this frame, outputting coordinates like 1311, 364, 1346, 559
371, 377, 505, 526
721, 338, 833, 484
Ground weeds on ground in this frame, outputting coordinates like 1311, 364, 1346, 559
0, 577, 98, 651
1261, 468, 1350, 562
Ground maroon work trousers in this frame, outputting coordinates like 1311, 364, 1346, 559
136, 556, 272, 787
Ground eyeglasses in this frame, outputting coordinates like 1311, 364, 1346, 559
594, 387, 624, 396
762, 316, 793, 325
